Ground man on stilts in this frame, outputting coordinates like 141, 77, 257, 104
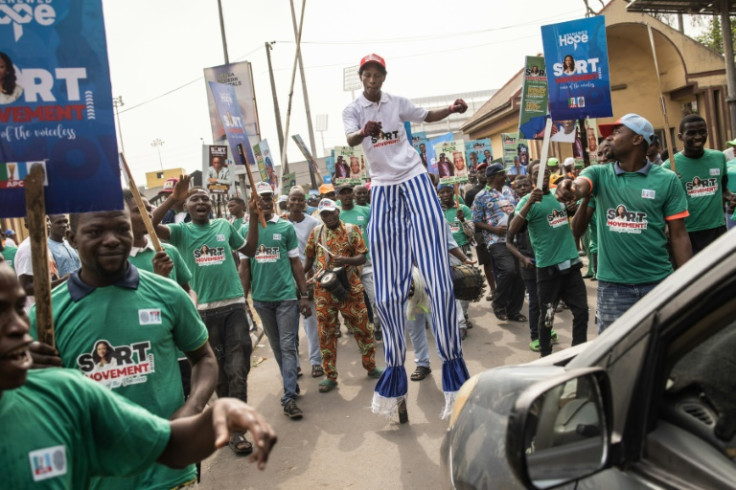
342, 53, 470, 421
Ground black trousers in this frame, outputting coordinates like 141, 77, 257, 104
489, 243, 525, 317
536, 263, 589, 356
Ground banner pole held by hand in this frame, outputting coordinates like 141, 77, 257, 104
119, 153, 163, 252
24, 164, 54, 347
537, 118, 554, 190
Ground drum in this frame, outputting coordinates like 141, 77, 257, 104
451, 265, 486, 302
318, 267, 349, 301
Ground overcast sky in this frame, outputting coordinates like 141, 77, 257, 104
99, 0, 697, 185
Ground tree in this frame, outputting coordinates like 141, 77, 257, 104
695, 16, 736, 55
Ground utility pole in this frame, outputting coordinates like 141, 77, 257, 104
265, 42, 288, 171
720, 0, 736, 138
289, 0, 318, 190
151, 138, 165, 171
217, 0, 229, 64
112, 96, 125, 153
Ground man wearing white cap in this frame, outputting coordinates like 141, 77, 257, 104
303, 198, 381, 394
342, 53, 469, 419
556, 113, 692, 332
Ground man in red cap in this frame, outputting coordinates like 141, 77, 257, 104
342, 53, 469, 420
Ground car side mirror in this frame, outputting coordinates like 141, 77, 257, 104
506, 368, 611, 489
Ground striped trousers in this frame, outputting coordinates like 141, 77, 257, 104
368, 173, 469, 410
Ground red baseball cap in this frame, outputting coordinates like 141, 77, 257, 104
360, 53, 386, 71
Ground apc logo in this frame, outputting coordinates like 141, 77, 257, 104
0, 3, 57, 42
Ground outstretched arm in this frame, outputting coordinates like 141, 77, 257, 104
158, 398, 277, 470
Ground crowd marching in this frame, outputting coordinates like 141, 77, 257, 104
1, 52, 736, 489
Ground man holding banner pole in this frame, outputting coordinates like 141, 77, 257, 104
342, 53, 469, 420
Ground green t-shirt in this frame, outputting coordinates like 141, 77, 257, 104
231, 216, 246, 230
663, 149, 727, 232
516, 192, 578, 268
581, 163, 688, 284
443, 204, 472, 247
242, 218, 299, 302
167, 219, 245, 305
0, 369, 170, 490
2, 244, 17, 270
128, 242, 192, 287
29, 268, 208, 490
727, 160, 736, 193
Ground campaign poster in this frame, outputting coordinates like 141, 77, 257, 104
426, 132, 454, 175
204, 145, 232, 194
550, 119, 578, 143
501, 133, 518, 167
332, 145, 366, 185
541, 16, 613, 121
325, 155, 335, 176
203, 61, 260, 150
518, 56, 549, 141
585, 118, 599, 156
412, 136, 430, 169
282, 172, 296, 195
0, 0, 122, 217
465, 139, 492, 171
434, 141, 467, 185
259, 140, 277, 190
207, 82, 256, 173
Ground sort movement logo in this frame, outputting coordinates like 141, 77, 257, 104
76, 340, 154, 390
606, 204, 648, 234
546, 208, 568, 228
193, 244, 226, 266
685, 177, 718, 197
255, 244, 280, 263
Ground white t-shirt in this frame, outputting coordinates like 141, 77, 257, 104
15, 237, 59, 311
289, 214, 321, 263
342, 92, 427, 186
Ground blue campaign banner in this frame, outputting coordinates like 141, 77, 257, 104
207, 81, 256, 169
0, 0, 122, 218
541, 16, 613, 121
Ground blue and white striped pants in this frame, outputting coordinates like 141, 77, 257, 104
368, 173, 469, 397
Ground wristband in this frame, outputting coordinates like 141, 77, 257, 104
300, 291, 309, 299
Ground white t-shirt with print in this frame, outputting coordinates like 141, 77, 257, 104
342, 92, 427, 186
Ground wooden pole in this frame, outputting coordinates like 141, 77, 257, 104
647, 25, 676, 172
536, 118, 554, 190
24, 164, 54, 347
119, 153, 163, 252
238, 143, 267, 228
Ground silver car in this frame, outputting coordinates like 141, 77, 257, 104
442, 229, 736, 489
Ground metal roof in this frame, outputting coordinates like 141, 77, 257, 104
627, 0, 736, 15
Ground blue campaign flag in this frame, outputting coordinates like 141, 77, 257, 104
541, 16, 613, 121
0, 0, 122, 218
207, 82, 256, 169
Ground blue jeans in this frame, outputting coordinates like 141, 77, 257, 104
406, 311, 430, 368
301, 300, 321, 367
198, 303, 252, 402
253, 300, 300, 405
597, 280, 659, 333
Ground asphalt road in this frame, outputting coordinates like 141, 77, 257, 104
199, 274, 600, 490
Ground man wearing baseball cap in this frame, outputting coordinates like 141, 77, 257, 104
472, 163, 526, 323
303, 199, 381, 393
556, 113, 692, 332
342, 53, 469, 419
